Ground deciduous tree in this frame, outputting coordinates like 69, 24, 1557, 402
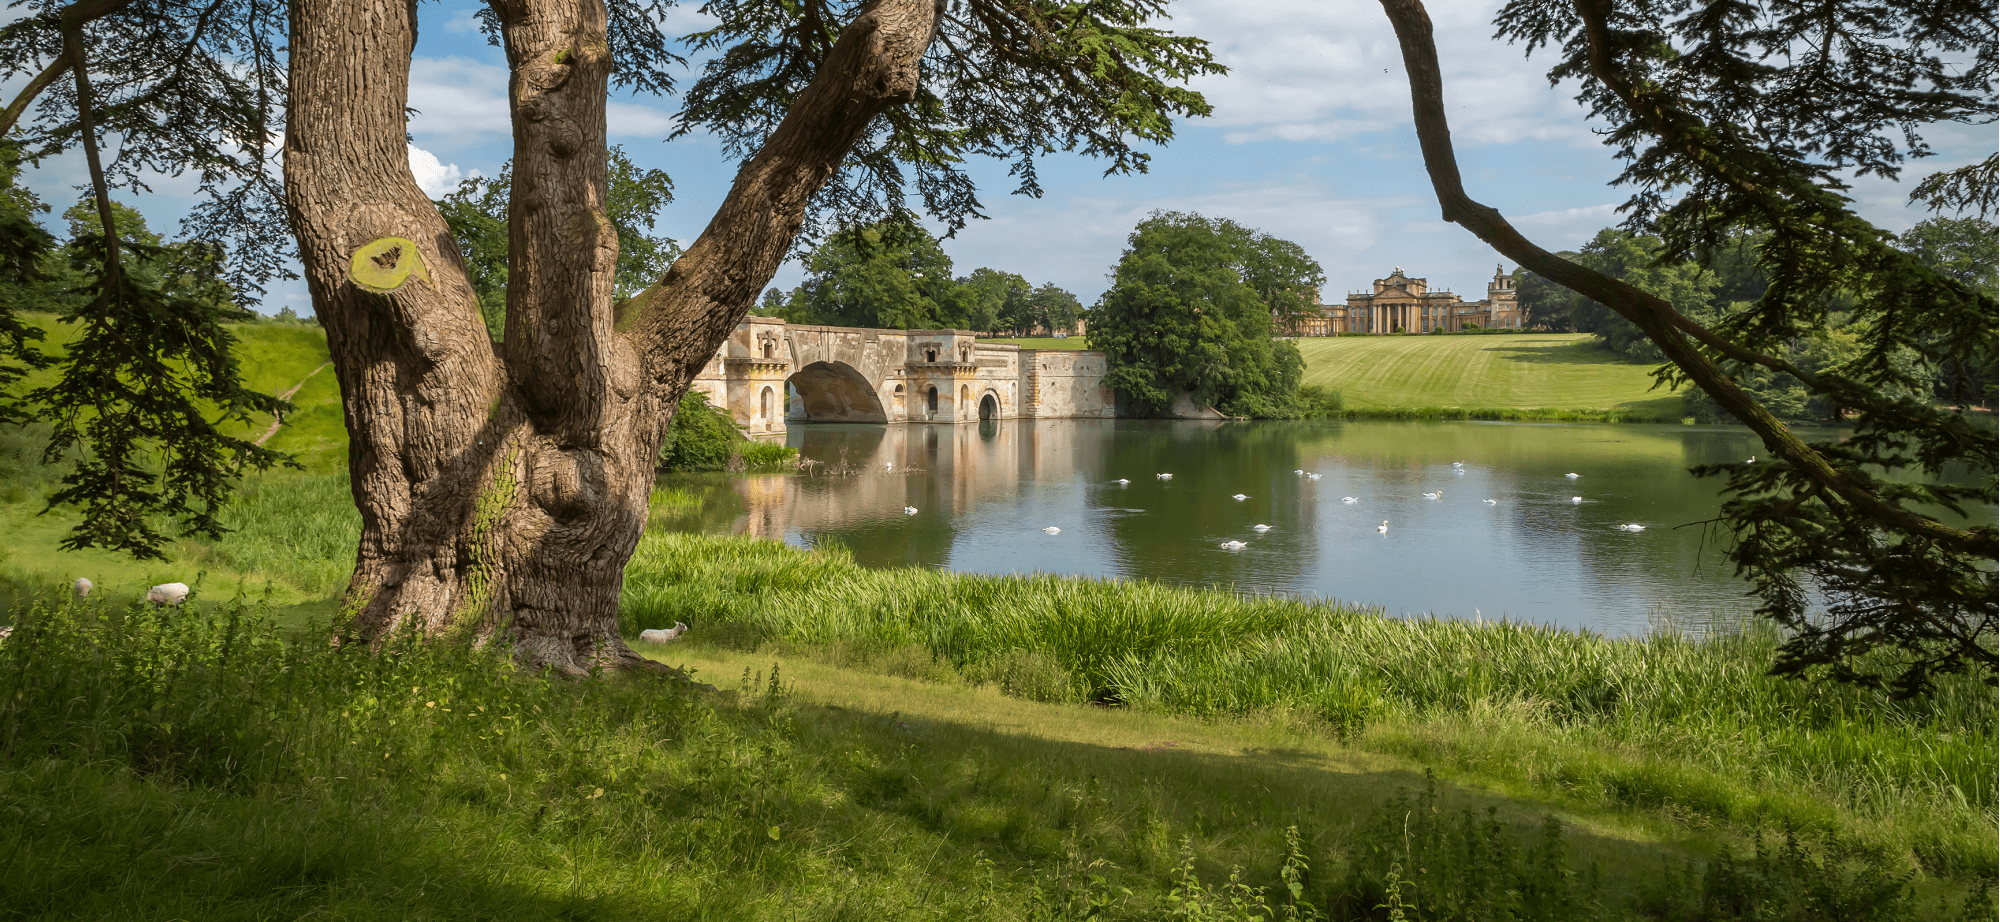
1089, 211, 1309, 418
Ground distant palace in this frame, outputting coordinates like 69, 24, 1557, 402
1291, 265, 1522, 336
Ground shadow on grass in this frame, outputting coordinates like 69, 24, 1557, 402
1485, 341, 1649, 367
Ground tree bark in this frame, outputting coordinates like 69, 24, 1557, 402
284, 0, 943, 671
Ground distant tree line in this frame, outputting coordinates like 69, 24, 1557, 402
1516, 217, 1998, 423
755, 222, 1082, 336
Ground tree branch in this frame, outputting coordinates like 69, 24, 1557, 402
62, 17, 119, 293
0, 53, 71, 140
1375, 0, 1989, 561
624, 0, 944, 398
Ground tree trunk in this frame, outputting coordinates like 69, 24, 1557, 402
284, 0, 942, 671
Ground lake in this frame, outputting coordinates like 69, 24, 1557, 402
654, 418, 1992, 636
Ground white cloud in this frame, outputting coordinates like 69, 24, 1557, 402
408, 56, 513, 144
407, 56, 678, 143
1172, 0, 1596, 150
407, 144, 468, 197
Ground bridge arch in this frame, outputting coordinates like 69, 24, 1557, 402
788, 361, 886, 422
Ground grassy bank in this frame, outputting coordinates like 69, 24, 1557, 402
1, 590, 1989, 920
1296, 334, 1686, 420
980, 337, 1092, 350
624, 534, 1996, 884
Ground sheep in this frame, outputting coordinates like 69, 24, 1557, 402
146, 582, 190, 606
72, 577, 92, 597
639, 622, 688, 644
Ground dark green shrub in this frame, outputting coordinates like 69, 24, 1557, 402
1296, 383, 1343, 417
659, 392, 741, 471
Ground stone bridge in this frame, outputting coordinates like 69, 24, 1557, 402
689, 316, 1114, 437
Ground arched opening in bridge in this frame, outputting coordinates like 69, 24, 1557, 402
758, 386, 774, 429
959, 385, 971, 420
786, 361, 887, 423
892, 383, 906, 418
959, 344, 971, 363
925, 385, 938, 418
978, 391, 997, 420
761, 339, 776, 358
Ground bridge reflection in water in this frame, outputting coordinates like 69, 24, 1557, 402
688, 316, 1113, 438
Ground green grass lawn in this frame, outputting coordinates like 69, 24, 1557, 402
1296, 333, 1686, 417
980, 336, 1092, 350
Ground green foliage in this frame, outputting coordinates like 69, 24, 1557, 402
1491, 0, 1997, 693
1088, 212, 1315, 418
0, 146, 56, 429
678, 0, 1222, 241
962, 267, 1032, 334
1027, 282, 1084, 336
433, 170, 510, 341
778, 222, 969, 329
18, 200, 294, 559
1547, 230, 1723, 363
658, 392, 742, 473
435, 146, 678, 341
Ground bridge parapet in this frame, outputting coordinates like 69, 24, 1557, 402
689, 320, 1113, 435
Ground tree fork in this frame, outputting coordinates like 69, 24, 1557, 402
287, 0, 946, 671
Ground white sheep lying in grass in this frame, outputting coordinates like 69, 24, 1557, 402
146, 582, 190, 606
639, 622, 688, 644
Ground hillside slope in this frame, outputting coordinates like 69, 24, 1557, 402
1297, 333, 1685, 416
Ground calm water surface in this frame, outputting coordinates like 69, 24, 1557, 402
656, 419, 1994, 635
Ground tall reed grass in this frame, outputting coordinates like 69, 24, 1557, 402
3, 591, 1986, 919
622, 533, 1998, 880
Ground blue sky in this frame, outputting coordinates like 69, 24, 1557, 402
16, 0, 1991, 316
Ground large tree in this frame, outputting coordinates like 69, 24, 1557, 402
2, 0, 1219, 672
1088, 211, 1311, 418
1378, 0, 1996, 693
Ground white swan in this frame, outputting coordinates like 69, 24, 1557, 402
1220, 540, 1248, 550
1421, 491, 1443, 500
1294, 469, 1305, 475
1376, 520, 1389, 534
1570, 496, 1583, 504
1042, 526, 1061, 534
1252, 524, 1272, 532
1157, 473, 1173, 480
1483, 498, 1497, 505
1306, 473, 1322, 481
1232, 493, 1248, 501
1746, 455, 1757, 464
1452, 461, 1464, 468
1341, 496, 1358, 504
903, 506, 918, 515
1619, 523, 1646, 532
1564, 472, 1580, 479
1115, 478, 1130, 485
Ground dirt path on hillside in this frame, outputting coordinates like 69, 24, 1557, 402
255, 361, 333, 447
